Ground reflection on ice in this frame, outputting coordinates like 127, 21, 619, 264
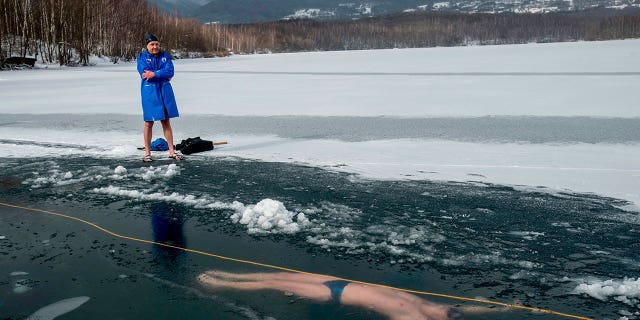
151, 202, 186, 268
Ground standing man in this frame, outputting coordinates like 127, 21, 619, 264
137, 34, 182, 162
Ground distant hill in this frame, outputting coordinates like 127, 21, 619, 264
147, 0, 639, 24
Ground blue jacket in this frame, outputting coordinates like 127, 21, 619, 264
137, 50, 179, 121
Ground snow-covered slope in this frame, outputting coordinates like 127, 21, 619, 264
147, 0, 640, 23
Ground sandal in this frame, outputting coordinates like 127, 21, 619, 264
168, 153, 183, 160
142, 155, 153, 163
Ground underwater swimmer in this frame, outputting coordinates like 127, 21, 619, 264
198, 270, 513, 320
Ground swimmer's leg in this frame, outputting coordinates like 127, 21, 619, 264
198, 273, 266, 290
204, 270, 335, 284
197, 273, 332, 302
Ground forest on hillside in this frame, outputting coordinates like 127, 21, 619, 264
1, 0, 640, 67
226, 9, 640, 52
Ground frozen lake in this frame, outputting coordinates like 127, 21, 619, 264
1, 39, 639, 319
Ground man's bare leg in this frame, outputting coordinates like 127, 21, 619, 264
143, 121, 154, 156
160, 118, 175, 156
205, 270, 335, 284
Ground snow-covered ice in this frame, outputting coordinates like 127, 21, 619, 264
1, 39, 639, 208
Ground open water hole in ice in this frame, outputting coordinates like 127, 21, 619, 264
0, 157, 638, 319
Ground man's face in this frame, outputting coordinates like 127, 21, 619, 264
147, 41, 160, 55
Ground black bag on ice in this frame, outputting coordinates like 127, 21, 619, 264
176, 137, 214, 155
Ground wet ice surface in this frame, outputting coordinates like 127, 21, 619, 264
2, 113, 640, 210
1, 157, 639, 319
3, 113, 640, 144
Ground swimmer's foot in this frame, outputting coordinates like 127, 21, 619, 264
197, 273, 257, 291
204, 270, 258, 281
197, 273, 224, 289
209, 270, 287, 282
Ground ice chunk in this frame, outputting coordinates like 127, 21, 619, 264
114, 166, 127, 175
26, 296, 90, 320
231, 199, 309, 234
164, 164, 179, 178
13, 280, 31, 294
138, 164, 181, 181
573, 278, 640, 306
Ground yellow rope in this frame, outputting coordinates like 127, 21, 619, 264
0, 201, 591, 320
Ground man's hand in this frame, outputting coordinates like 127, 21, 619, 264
142, 70, 156, 80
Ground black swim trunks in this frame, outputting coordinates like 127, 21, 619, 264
323, 280, 350, 304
